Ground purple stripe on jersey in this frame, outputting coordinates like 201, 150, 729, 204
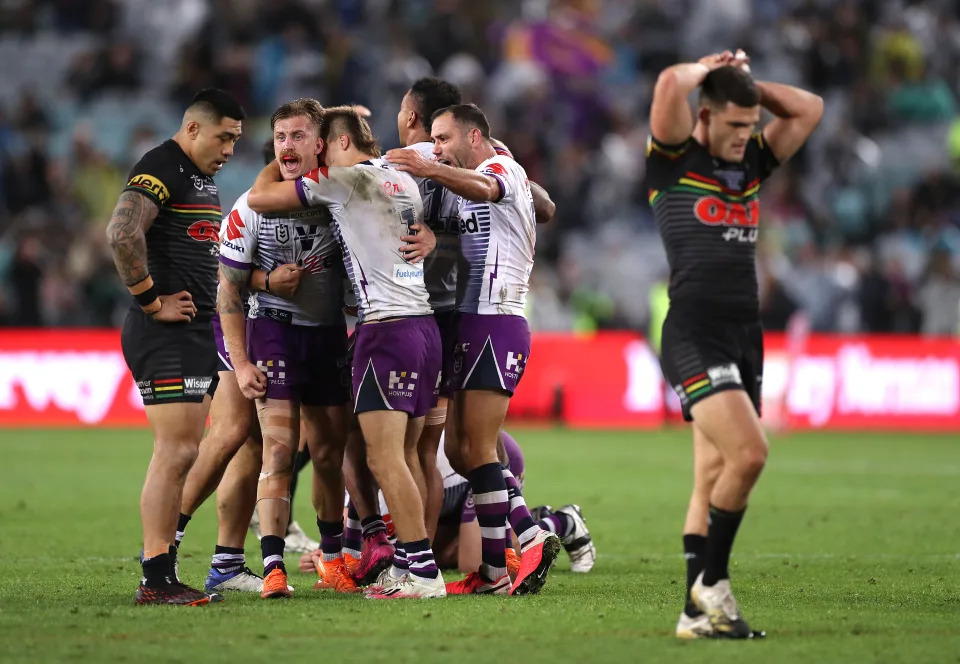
219, 254, 251, 270
295, 178, 310, 208
488, 246, 499, 305
489, 173, 506, 202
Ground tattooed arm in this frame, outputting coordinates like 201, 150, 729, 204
106, 190, 196, 322
218, 265, 266, 398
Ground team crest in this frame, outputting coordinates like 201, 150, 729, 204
276, 224, 290, 244
453, 342, 470, 374
714, 169, 745, 191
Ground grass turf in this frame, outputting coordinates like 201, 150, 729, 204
1, 427, 958, 663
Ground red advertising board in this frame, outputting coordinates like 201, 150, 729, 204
1, 329, 958, 430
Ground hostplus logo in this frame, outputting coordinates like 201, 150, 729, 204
388, 371, 417, 397
505, 351, 527, 380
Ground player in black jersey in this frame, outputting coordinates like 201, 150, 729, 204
647, 51, 822, 638
106, 89, 245, 606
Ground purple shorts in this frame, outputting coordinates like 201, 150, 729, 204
246, 317, 350, 406
451, 313, 530, 395
352, 316, 441, 417
211, 313, 233, 372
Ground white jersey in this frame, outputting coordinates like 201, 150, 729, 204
218, 191, 344, 326
297, 160, 431, 322
408, 141, 461, 312
457, 154, 536, 317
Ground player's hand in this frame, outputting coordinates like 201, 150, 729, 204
731, 49, 751, 73
384, 148, 433, 178
400, 223, 436, 263
150, 291, 196, 323
269, 263, 304, 298
299, 549, 321, 574
351, 104, 372, 118
698, 51, 735, 71
235, 361, 267, 400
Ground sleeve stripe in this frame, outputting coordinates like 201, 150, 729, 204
489, 173, 506, 202
295, 178, 310, 208
219, 255, 252, 270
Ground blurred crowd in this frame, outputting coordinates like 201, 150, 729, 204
1, 0, 960, 336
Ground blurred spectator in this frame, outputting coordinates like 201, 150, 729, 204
0, 0, 958, 335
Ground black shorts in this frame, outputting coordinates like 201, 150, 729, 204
659, 305, 763, 422
121, 308, 219, 406
434, 309, 458, 398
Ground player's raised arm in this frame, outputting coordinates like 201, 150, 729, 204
756, 80, 824, 164
106, 190, 196, 322
386, 147, 501, 202
530, 180, 555, 224
651, 51, 736, 145
247, 160, 302, 213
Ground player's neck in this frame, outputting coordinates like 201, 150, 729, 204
464, 143, 496, 170
691, 123, 723, 160
171, 132, 201, 170
404, 129, 430, 147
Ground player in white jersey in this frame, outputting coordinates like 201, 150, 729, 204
217, 99, 357, 598
247, 106, 446, 599
396, 77, 465, 542
387, 104, 561, 597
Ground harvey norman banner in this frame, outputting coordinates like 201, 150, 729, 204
0, 330, 958, 430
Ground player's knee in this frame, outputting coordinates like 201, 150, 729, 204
262, 438, 295, 472
155, 437, 200, 477
737, 441, 768, 479
364, 443, 398, 481
310, 443, 344, 475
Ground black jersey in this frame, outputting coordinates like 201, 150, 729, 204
646, 133, 779, 321
123, 140, 222, 321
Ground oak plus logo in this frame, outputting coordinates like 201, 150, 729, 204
693, 195, 759, 243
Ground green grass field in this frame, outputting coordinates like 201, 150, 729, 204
1, 428, 958, 663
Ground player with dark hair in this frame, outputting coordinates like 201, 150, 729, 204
248, 106, 446, 599
107, 88, 245, 606
386, 104, 561, 596
647, 51, 822, 637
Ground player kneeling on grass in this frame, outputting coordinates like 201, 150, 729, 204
647, 50, 821, 638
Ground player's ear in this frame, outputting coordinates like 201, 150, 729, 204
340, 134, 350, 151
407, 110, 418, 130
315, 137, 324, 156
698, 106, 711, 126
186, 120, 201, 139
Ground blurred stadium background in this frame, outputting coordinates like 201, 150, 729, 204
1, 0, 960, 429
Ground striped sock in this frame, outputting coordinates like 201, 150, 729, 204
538, 511, 573, 538
211, 546, 244, 575
468, 463, 509, 581
405, 538, 439, 579
316, 518, 344, 563
502, 467, 540, 548
361, 515, 387, 539
344, 502, 363, 557
261, 535, 285, 574
392, 543, 409, 573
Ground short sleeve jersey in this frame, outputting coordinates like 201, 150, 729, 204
123, 139, 222, 320
407, 141, 462, 312
218, 191, 344, 326
646, 133, 779, 321
296, 160, 431, 322
456, 154, 537, 317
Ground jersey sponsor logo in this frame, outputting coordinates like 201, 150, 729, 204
388, 370, 417, 398
294, 224, 321, 251
693, 195, 759, 243
183, 376, 214, 396
276, 224, 290, 244
301, 252, 338, 275
381, 180, 407, 196
460, 213, 481, 234
707, 363, 742, 387
221, 239, 243, 253
127, 174, 170, 203
504, 351, 527, 380
393, 263, 424, 286
304, 167, 329, 182
225, 210, 245, 241
483, 162, 508, 176
187, 219, 220, 242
